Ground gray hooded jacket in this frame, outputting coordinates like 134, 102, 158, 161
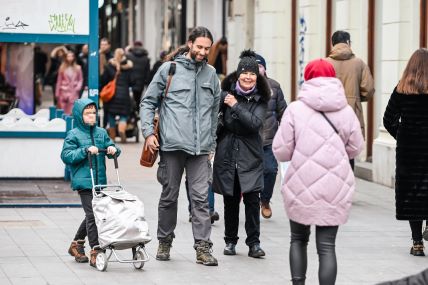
140, 54, 221, 155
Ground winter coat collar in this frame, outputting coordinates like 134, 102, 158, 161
298, 77, 347, 112
221, 71, 271, 103
174, 54, 207, 70
129, 47, 148, 57
329, 43, 355, 61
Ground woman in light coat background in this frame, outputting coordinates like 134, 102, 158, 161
272, 59, 364, 285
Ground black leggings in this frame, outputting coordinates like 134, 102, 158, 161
409, 220, 426, 241
289, 220, 338, 285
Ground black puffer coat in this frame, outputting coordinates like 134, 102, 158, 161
127, 47, 150, 92
103, 58, 133, 116
212, 72, 270, 196
262, 77, 287, 146
383, 88, 428, 220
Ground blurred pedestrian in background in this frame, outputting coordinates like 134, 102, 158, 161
255, 53, 287, 219
55, 50, 83, 115
102, 48, 133, 143
126, 41, 150, 111
208, 37, 228, 80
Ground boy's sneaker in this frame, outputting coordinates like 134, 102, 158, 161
195, 241, 218, 266
423, 226, 428, 241
156, 235, 173, 261
210, 211, 220, 224
89, 248, 101, 267
68, 240, 89, 263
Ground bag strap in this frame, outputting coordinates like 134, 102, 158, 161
319, 111, 339, 134
163, 62, 176, 99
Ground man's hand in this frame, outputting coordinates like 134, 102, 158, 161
107, 146, 117, 155
144, 135, 159, 154
208, 152, 214, 161
87, 146, 98, 155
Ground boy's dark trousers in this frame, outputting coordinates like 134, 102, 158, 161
74, 190, 99, 248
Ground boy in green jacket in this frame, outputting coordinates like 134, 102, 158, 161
61, 98, 120, 267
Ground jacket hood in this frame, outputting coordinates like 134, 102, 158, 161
329, 43, 355, 61
129, 47, 148, 57
298, 77, 347, 112
72, 98, 97, 131
221, 71, 271, 103
174, 54, 207, 70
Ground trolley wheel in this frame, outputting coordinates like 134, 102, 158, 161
96, 252, 108, 271
133, 250, 145, 269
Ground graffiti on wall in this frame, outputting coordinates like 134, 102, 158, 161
0, 17, 29, 31
48, 13, 76, 33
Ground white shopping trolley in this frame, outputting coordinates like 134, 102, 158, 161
87, 149, 151, 271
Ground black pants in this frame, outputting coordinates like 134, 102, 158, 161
74, 191, 99, 248
223, 170, 260, 246
289, 220, 338, 285
409, 220, 425, 241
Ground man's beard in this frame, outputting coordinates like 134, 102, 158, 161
189, 49, 207, 62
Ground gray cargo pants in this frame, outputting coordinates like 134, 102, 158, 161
157, 150, 212, 244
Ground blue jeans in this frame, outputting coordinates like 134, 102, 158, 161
108, 114, 128, 128
261, 144, 278, 203
186, 179, 215, 213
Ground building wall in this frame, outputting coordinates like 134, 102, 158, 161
373, 0, 419, 187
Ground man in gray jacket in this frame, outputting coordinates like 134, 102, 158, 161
140, 27, 220, 266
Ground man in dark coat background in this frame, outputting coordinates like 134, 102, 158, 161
126, 41, 150, 111
255, 53, 287, 219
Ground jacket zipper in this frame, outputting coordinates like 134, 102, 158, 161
90, 126, 98, 185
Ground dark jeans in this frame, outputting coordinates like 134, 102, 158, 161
223, 170, 260, 246
186, 180, 215, 213
289, 220, 338, 285
261, 144, 278, 203
74, 191, 99, 248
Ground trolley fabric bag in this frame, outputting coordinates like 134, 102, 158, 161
93, 190, 151, 249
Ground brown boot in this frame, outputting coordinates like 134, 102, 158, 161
261, 201, 272, 219
410, 240, 425, 256
107, 127, 116, 141
90, 249, 100, 267
68, 240, 89, 263
118, 122, 127, 143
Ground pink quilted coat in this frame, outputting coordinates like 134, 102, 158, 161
272, 77, 364, 226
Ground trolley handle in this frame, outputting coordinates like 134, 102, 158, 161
86, 148, 118, 169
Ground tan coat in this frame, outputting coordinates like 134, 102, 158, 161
326, 43, 375, 137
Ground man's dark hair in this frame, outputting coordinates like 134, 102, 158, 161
331, 31, 351, 46
100, 37, 110, 44
165, 26, 213, 61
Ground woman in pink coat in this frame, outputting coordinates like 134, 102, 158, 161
55, 51, 83, 114
272, 59, 364, 285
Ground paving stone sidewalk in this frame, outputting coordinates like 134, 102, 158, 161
0, 143, 426, 284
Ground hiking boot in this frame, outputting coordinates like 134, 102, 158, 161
156, 236, 173, 261
261, 201, 272, 219
89, 248, 101, 267
410, 240, 425, 256
68, 240, 89, 263
195, 241, 218, 266
248, 243, 265, 258
210, 211, 220, 224
423, 226, 428, 241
